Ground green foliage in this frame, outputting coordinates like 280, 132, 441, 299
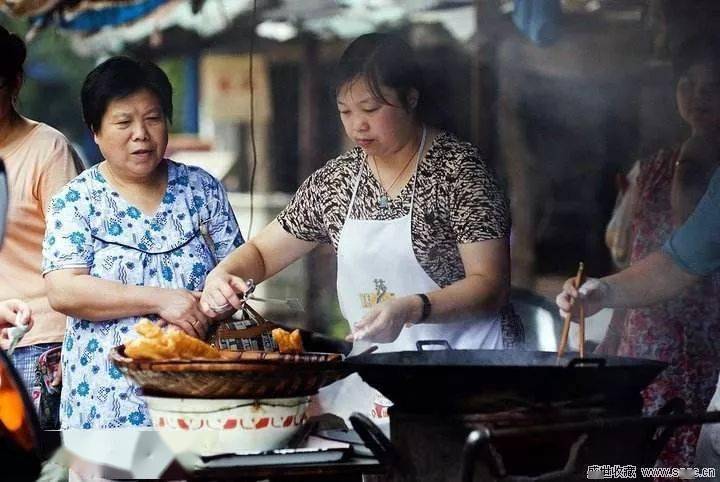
1, 15, 95, 143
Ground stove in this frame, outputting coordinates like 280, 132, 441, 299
351, 394, 700, 482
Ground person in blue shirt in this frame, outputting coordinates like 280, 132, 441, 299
42, 57, 244, 429
556, 167, 720, 467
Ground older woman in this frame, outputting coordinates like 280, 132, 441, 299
201, 33, 523, 420
42, 57, 243, 429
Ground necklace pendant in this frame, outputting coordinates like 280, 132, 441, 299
378, 194, 389, 209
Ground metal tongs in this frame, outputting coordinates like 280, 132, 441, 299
6, 311, 30, 356
241, 279, 305, 312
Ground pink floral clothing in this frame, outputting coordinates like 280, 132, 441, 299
599, 148, 720, 468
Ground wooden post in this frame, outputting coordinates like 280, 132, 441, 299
297, 33, 325, 333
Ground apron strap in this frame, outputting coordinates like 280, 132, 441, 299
343, 158, 365, 225
409, 126, 427, 215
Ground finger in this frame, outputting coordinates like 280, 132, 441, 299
193, 311, 210, 338
555, 292, 572, 312
216, 283, 243, 310
363, 314, 394, 343
200, 300, 218, 318
228, 276, 249, 294
562, 278, 578, 297
577, 278, 598, 297
15, 308, 31, 327
224, 277, 248, 309
351, 313, 377, 340
353, 312, 382, 341
169, 319, 198, 337
4, 299, 25, 313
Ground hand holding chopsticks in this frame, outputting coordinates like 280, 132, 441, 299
557, 262, 587, 359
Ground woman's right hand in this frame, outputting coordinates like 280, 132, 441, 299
200, 265, 249, 319
0, 299, 32, 330
555, 277, 609, 321
155, 289, 211, 339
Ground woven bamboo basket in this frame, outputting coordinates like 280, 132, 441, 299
109, 345, 349, 399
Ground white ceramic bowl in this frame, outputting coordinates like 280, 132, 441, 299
143, 395, 311, 456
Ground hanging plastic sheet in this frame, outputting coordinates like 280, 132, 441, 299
512, 0, 562, 46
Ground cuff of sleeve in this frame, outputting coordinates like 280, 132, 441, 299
662, 236, 709, 276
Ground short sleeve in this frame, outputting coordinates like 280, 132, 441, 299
204, 176, 244, 260
449, 153, 510, 243
663, 168, 720, 275
276, 168, 331, 244
42, 183, 93, 275
36, 140, 79, 218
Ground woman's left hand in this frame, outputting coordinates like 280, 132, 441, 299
346, 296, 422, 344
0, 299, 33, 350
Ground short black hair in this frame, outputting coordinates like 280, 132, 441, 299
332, 33, 431, 121
0, 25, 27, 90
81, 56, 173, 133
673, 35, 720, 80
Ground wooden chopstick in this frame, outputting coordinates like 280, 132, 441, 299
557, 262, 585, 360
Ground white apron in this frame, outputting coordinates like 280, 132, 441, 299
314, 128, 503, 422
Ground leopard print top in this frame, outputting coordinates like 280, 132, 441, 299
277, 131, 524, 347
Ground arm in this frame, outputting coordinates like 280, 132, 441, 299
556, 251, 699, 322
557, 168, 720, 320
45, 269, 209, 338
349, 238, 510, 343
432, 238, 510, 314
200, 221, 317, 316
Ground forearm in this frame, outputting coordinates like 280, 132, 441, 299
411, 274, 508, 324
215, 241, 268, 283
603, 251, 698, 309
47, 275, 163, 321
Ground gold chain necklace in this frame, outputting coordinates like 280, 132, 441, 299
372, 135, 422, 209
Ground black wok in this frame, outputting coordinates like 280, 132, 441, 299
345, 340, 667, 412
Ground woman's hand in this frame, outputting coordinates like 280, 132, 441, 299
555, 277, 609, 321
155, 289, 211, 339
200, 265, 249, 319
0, 299, 32, 330
0, 299, 33, 350
346, 296, 422, 344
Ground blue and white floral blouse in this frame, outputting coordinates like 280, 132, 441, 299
42, 160, 244, 429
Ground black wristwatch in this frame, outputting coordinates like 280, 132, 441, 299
416, 293, 432, 322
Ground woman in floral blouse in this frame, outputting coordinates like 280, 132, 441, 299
42, 57, 243, 429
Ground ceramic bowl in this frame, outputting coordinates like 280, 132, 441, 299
143, 395, 311, 456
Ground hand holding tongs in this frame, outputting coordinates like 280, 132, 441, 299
557, 262, 586, 360
241, 278, 305, 312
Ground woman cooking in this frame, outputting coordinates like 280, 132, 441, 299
42, 57, 243, 429
201, 33, 523, 419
